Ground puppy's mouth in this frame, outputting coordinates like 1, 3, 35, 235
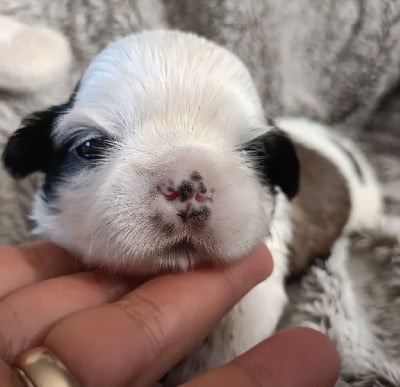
159, 238, 217, 271
167, 239, 197, 255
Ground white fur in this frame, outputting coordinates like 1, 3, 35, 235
0, 15, 72, 93
276, 117, 383, 231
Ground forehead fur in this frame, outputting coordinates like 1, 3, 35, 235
53, 30, 267, 146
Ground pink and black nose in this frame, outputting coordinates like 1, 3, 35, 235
159, 171, 212, 224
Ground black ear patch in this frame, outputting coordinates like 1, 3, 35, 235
242, 129, 300, 199
2, 102, 71, 179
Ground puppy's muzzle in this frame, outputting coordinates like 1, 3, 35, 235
158, 170, 213, 225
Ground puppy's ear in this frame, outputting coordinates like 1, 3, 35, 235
2, 102, 70, 178
242, 128, 300, 199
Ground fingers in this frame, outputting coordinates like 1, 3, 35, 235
185, 327, 340, 387
0, 242, 80, 299
43, 245, 272, 387
0, 272, 135, 363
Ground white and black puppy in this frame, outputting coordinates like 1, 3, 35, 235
2, 30, 382, 384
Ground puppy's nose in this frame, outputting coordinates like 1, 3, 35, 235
158, 171, 213, 226
159, 172, 211, 203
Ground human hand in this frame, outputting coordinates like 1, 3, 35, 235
0, 242, 339, 386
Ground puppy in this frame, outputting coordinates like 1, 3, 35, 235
2, 30, 382, 384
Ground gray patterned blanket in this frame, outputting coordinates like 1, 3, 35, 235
0, 1, 399, 385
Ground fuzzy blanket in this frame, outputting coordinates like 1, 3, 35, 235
1, 1, 399, 385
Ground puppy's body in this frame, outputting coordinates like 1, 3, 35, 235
279, 118, 383, 278
2, 30, 382, 384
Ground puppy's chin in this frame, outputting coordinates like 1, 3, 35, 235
81, 249, 200, 275
58, 237, 253, 275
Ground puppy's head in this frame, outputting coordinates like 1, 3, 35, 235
2, 31, 299, 273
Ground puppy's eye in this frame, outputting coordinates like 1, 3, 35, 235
76, 138, 105, 160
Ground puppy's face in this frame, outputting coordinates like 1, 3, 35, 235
3, 31, 299, 274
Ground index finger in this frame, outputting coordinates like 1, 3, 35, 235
43, 245, 272, 387
0, 242, 80, 299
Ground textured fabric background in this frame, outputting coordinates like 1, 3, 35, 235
0, 1, 399, 385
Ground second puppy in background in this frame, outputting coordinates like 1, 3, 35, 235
2, 30, 382, 384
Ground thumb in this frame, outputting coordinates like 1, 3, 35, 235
184, 327, 340, 387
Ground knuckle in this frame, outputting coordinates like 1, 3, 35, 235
114, 292, 167, 360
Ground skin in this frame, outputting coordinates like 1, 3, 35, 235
0, 242, 340, 387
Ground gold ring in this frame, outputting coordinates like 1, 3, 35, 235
13, 346, 81, 387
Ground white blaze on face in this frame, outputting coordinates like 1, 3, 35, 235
32, 30, 276, 274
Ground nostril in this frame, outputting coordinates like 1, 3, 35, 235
163, 190, 179, 201
159, 174, 212, 203
159, 181, 180, 201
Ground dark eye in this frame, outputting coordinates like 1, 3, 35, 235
76, 138, 105, 160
